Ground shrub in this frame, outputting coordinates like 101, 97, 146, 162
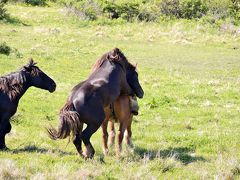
138, 3, 160, 22
102, 2, 140, 21
64, 0, 101, 20
160, 0, 182, 18
205, 0, 230, 20
180, 0, 208, 19
160, 0, 208, 19
58, 0, 240, 23
0, 0, 8, 20
24, 0, 46, 6
0, 42, 11, 55
118, 3, 139, 21
229, 0, 240, 22
102, 2, 119, 19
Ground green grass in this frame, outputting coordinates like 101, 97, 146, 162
0, 3, 240, 179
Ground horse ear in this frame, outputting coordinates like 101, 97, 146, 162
28, 58, 37, 66
113, 48, 120, 54
24, 58, 35, 72
110, 48, 120, 60
28, 58, 34, 66
23, 65, 32, 72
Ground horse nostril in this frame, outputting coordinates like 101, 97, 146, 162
53, 83, 56, 89
49, 83, 56, 92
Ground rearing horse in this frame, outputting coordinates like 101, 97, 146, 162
91, 56, 142, 155
48, 48, 144, 159
0, 59, 56, 150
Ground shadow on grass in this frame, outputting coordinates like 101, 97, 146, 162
11, 145, 74, 156
134, 146, 205, 165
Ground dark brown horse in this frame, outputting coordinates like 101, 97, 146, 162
91, 61, 140, 155
48, 48, 144, 159
0, 59, 56, 150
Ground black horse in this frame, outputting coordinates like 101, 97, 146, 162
0, 59, 56, 150
48, 48, 144, 159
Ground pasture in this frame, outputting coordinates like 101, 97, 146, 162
0, 4, 240, 179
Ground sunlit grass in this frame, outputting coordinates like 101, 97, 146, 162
0, 4, 240, 179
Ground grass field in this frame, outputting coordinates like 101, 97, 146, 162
0, 4, 240, 179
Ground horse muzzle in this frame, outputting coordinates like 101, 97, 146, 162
136, 89, 144, 99
49, 83, 56, 93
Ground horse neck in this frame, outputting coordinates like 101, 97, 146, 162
6, 71, 31, 102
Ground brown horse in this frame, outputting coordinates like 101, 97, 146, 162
91, 61, 140, 155
48, 48, 144, 159
102, 96, 135, 155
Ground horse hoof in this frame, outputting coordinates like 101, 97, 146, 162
82, 154, 94, 160
0, 146, 9, 151
103, 149, 109, 156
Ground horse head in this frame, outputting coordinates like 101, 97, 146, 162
23, 58, 56, 92
109, 48, 144, 99
126, 64, 144, 98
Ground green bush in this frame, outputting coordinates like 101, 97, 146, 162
58, 0, 240, 23
160, 0, 208, 19
160, 0, 181, 18
64, 0, 101, 20
229, 0, 240, 22
138, 3, 160, 22
0, 42, 11, 55
205, 0, 230, 21
0, 0, 8, 20
102, 2, 140, 21
180, 0, 208, 19
24, 0, 46, 6
102, 2, 120, 19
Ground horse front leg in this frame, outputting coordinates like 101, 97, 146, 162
125, 116, 134, 148
116, 123, 127, 155
0, 116, 11, 150
101, 118, 109, 155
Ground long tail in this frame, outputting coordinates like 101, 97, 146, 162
47, 101, 83, 140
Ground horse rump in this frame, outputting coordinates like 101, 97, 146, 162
47, 101, 83, 140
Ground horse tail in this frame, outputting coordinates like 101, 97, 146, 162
47, 101, 83, 140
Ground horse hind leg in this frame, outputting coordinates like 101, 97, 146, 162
81, 116, 104, 158
81, 125, 99, 159
108, 120, 115, 148
101, 119, 109, 155
116, 122, 127, 155
73, 130, 84, 157
125, 116, 134, 148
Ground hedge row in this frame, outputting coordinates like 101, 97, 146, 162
1, 0, 240, 24
59, 0, 240, 23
